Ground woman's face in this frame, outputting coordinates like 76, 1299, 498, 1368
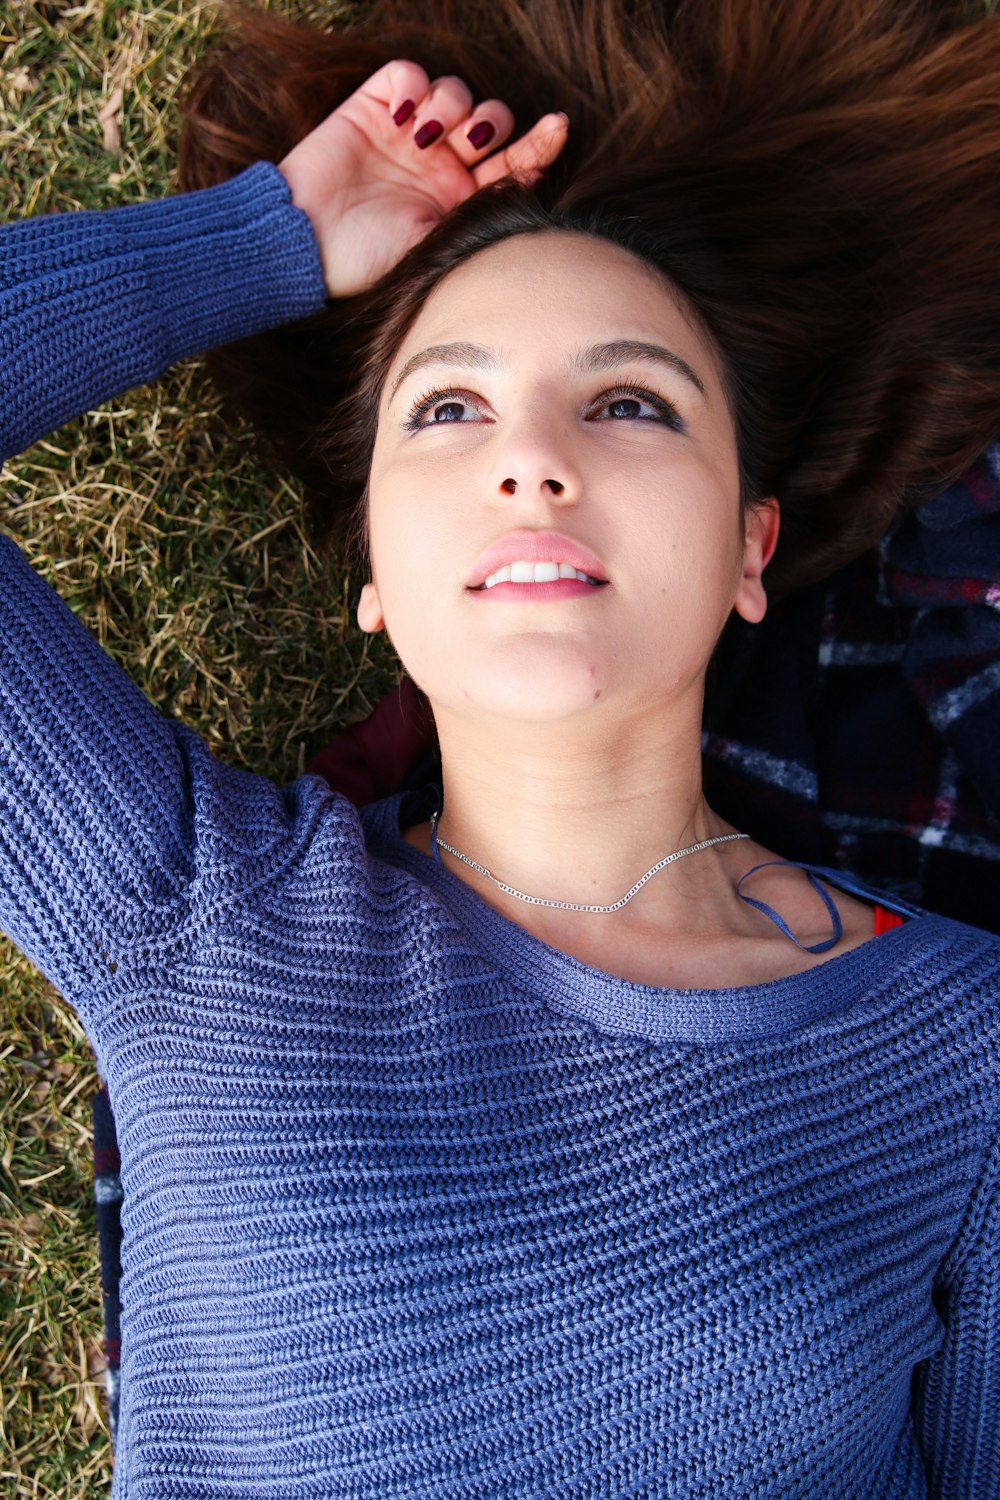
362, 231, 777, 730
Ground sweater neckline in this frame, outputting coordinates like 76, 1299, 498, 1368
360, 789, 932, 1045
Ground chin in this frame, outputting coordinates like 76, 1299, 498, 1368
447, 663, 611, 725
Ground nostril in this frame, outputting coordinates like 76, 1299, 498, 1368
499, 477, 566, 495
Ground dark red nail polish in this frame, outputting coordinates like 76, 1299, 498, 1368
392, 99, 415, 127
466, 121, 496, 151
414, 119, 444, 149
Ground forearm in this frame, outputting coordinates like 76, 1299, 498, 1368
0, 162, 327, 465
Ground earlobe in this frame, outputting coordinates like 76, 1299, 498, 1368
733, 498, 780, 625
357, 581, 385, 634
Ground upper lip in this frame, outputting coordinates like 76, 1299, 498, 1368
467, 529, 609, 589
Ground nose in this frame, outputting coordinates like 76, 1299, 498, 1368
489, 410, 583, 507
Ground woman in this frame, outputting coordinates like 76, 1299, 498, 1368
2, 0, 998, 1494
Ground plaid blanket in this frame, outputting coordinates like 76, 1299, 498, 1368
704, 444, 1000, 932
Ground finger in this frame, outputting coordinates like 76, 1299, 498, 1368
474, 111, 570, 188
405, 74, 475, 151
446, 99, 515, 166
355, 58, 432, 127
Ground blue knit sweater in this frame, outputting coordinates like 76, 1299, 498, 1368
1, 164, 998, 1499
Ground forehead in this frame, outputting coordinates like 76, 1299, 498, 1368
389, 231, 725, 391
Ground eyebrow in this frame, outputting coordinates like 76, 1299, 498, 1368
389, 342, 502, 403
387, 338, 706, 404
574, 340, 705, 396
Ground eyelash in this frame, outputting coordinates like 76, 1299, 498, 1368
402, 381, 685, 432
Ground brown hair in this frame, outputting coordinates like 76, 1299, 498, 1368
179, 0, 1000, 594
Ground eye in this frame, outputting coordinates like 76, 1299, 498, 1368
401, 379, 685, 431
590, 381, 685, 430
403, 387, 492, 431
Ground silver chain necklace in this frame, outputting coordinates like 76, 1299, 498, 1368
430, 812, 749, 914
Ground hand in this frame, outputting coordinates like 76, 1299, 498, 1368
277, 61, 569, 298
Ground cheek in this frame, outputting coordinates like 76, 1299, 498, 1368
366, 461, 413, 578
631, 454, 739, 564
366, 476, 448, 647
369, 449, 469, 573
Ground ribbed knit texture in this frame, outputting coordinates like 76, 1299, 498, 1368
0, 162, 327, 462
1, 171, 998, 1499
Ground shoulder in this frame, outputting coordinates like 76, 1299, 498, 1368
800, 908, 1000, 1105
875, 910, 1000, 1013
875, 913, 1000, 1114
841, 915, 999, 1242
891, 909, 1000, 975
205, 755, 371, 878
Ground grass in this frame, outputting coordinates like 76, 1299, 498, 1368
1, 0, 399, 1489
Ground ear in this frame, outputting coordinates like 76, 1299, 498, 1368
733, 498, 780, 625
357, 581, 385, 634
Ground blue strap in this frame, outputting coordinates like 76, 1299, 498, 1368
736, 860, 846, 953
772, 862, 925, 920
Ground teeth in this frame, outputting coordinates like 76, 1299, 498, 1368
482, 561, 599, 589
519, 560, 558, 582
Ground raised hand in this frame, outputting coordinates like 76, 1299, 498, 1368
277, 60, 569, 299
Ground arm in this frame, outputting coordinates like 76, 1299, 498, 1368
2, 60, 568, 466
0, 164, 327, 464
0, 165, 329, 1036
0, 63, 567, 1049
913, 1121, 1000, 1495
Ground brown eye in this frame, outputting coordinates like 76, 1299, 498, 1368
591, 382, 686, 431
404, 387, 491, 431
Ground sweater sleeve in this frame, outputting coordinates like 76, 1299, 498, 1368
913, 1121, 1000, 1496
0, 166, 330, 1035
0, 161, 327, 463
0, 532, 191, 1002
0, 529, 345, 1059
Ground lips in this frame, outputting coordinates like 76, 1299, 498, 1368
467, 529, 609, 590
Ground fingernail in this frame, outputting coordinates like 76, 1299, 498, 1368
466, 120, 495, 150
414, 119, 444, 149
392, 99, 415, 127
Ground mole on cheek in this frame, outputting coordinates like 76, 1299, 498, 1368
593, 688, 601, 700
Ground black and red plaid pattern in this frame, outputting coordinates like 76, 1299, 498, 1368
705, 444, 1000, 934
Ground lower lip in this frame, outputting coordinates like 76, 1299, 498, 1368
468, 580, 608, 602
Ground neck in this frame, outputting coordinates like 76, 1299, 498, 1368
427, 699, 743, 937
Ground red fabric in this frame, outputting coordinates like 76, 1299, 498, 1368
305, 677, 433, 808
874, 904, 906, 936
